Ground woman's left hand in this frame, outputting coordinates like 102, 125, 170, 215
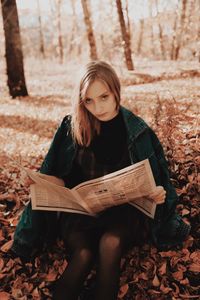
148, 186, 166, 204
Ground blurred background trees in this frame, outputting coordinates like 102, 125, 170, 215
0, 0, 199, 97
1, 0, 28, 98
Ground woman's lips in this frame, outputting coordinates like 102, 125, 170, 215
96, 113, 107, 118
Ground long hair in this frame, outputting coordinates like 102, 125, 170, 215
71, 61, 121, 147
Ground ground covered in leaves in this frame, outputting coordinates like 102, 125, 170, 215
0, 59, 199, 299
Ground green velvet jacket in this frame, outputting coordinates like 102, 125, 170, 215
12, 106, 190, 258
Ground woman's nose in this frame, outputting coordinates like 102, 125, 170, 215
95, 102, 103, 114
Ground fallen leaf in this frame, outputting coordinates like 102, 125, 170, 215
180, 278, 189, 285
0, 292, 10, 300
172, 270, 184, 280
188, 263, 200, 273
1, 239, 13, 252
159, 251, 177, 257
118, 283, 129, 298
158, 261, 167, 275
182, 208, 190, 216
45, 271, 57, 282
0, 258, 5, 271
152, 273, 160, 287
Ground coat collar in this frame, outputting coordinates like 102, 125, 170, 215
120, 106, 148, 144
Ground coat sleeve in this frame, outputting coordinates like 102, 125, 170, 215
40, 116, 70, 175
149, 128, 178, 221
148, 128, 191, 249
11, 116, 71, 259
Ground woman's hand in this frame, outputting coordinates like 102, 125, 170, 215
148, 186, 166, 204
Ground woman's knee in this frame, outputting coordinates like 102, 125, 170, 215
99, 232, 122, 255
74, 247, 94, 265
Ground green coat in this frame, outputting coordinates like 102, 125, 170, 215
12, 106, 190, 258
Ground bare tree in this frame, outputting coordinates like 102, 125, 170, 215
137, 19, 144, 55
115, 0, 134, 70
37, 0, 45, 58
81, 0, 98, 60
148, 0, 156, 57
170, 8, 179, 60
197, 1, 200, 62
154, 0, 166, 59
56, 0, 64, 63
68, 0, 81, 57
173, 0, 188, 60
1, 0, 28, 98
124, 0, 131, 43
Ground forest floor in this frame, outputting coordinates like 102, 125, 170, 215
0, 58, 199, 300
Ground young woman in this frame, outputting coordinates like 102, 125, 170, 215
11, 61, 191, 300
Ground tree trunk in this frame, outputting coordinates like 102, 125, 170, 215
174, 0, 187, 60
155, 0, 166, 59
37, 0, 45, 58
69, 0, 81, 56
198, 6, 200, 62
137, 19, 144, 55
125, 0, 131, 44
148, 0, 156, 57
1, 0, 28, 98
56, 0, 64, 63
170, 11, 178, 60
115, 0, 134, 70
81, 0, 98, 60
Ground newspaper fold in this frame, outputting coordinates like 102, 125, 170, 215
25, 159, 157, 219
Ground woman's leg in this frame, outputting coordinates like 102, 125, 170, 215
94, 205, 147, 300
53, 218, 98, 300
94, 231, 124, 300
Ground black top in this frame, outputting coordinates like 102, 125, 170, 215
90, 110, 128, 165
63, 111, 129, 187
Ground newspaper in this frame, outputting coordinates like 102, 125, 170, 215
26, 159, 157, 219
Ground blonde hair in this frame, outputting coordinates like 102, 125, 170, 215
71, 61, 121, 146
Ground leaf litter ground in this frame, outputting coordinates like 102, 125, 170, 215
0, 59, 199, 300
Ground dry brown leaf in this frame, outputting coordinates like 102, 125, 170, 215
32, 288, 40, 300
183, 235, 194, 248
160, 283, 172, 294
118, 283, 129, 298
58, 259, 68, 275
188, 263, 200, 273
180, 278, 190, 285
158, 261, 167, 275
172, 270, 184, 281
159, 250, 177, 257
190, 251, 200, 261
171, 282, 180, 295
138, 272, 149, 280
182, 208, 190, 216
45, 271, 57, 282
0, 292, 10, 300
0, 273, 7, 279
0, 193, 16, 201
8, 217, 19, 227
0, 257, 5, 271
1, 239, 13, 252
0, 217, 10, 225
152, 273, 160, 287
11, 288, 23, 298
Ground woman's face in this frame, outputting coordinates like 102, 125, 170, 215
83, 80, 118, 121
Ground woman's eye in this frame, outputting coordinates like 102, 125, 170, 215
102, 95, 108, 100
84, 98, 92, 105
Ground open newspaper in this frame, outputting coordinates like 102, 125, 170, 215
25, 159, 157, 219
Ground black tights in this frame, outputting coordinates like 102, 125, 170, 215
53, 206, 145, 300
53, 225, 128, 300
